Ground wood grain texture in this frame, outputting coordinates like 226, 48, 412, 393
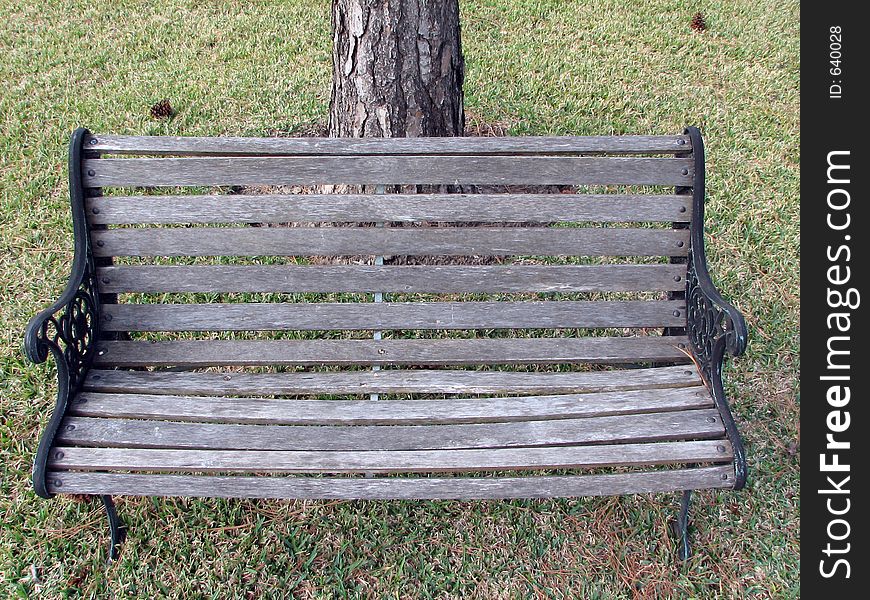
68, 385, 711, 425
82, 365, 701, 396
84, 133, 693, 156
101, 300, 686, 332
48, 440, 731, 473
46, 466, 734, 499
95, 264, 688, 294
86, 194, 692, 225
56, 409, 725, 451
92, 337, 690, 367
91, 227, 690, 258
82, 156, 695, 187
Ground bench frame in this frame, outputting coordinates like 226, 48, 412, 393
25, 126, 747, 561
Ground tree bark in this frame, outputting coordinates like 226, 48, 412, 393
328, 0, 465, 138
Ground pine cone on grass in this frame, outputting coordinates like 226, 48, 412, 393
150, 99, 174, 119
690, 12, 707, 32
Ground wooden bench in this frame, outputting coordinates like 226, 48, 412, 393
25, 127, 747, 561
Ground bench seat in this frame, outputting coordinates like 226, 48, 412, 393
47, 364, 734, 498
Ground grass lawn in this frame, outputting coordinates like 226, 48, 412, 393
0, 0, 799, 597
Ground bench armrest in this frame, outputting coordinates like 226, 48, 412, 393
24, 128, 100, 373
23, 262, 99, 374
686, 254, 748, 362
683, 126, 748, 364
683, 126, 749, 489
23, 128, 102, 498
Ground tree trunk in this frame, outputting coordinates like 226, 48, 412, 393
328, 0, 465, 138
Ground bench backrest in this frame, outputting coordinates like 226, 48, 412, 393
81, 133, 695, 372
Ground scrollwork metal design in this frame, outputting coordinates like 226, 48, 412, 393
27, 271, 99, 392
686, 258, 746, 377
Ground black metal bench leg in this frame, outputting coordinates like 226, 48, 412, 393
674, 489, 692, 560
101, 495, 127, 563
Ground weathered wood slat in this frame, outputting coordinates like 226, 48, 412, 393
91, 227, 690, 258
95, 264, 687, 294
85, 133, 692, 156
68, 386, 711, 425
56, 409, 725, 451
93, 337, 690, 368
86, 194, 692, 225
82, 156, 695, 187
46, 466, 735, 498
101, 300, 686, 332
48, 440, 731, 473
83, 365, 701, 396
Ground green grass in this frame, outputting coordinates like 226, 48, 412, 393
0, 1, 799, 597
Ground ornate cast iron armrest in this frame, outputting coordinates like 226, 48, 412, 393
23, 259, 99, 385
686, 259, 748, 364
23, 128, 101, 498
683, 126, 749, 489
